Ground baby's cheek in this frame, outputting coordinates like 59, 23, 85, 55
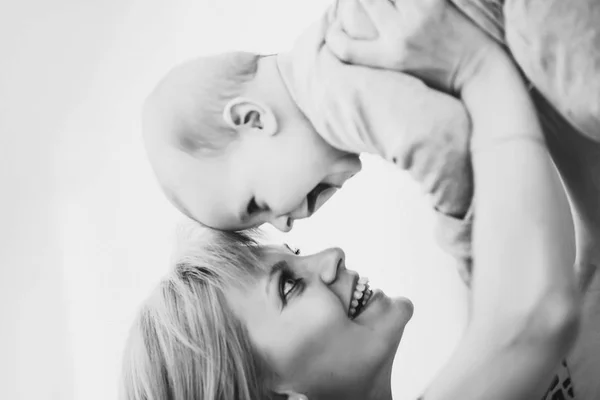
337, 0, 378, 40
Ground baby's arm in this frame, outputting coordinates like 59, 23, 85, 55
314, 50, 473, 218
329, 1, 475, 269
280, 6, 475, 269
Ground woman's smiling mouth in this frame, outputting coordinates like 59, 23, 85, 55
348, 276, 373, 319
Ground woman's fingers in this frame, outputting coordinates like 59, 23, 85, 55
326, 0, 487, 93
357, 0, 399, 34
326, 21, 384, 66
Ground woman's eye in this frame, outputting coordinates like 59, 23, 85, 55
282, 278, 297, 298
279, 271, 302, 304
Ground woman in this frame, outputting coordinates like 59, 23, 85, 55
121, 1, 581, 399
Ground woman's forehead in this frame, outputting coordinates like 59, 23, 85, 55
261, 243, 290, 254
252, 244, 300, 275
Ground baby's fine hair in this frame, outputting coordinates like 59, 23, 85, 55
143, 51, 262, 157
119, 222, 280, 400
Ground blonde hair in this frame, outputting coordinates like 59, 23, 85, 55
120, 225, 277, 400
143, 51, 262, 157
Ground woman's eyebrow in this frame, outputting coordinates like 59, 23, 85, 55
283, 243, 298, 254
266, 260, 288, 296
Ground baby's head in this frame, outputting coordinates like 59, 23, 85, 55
143, 52, 361, 232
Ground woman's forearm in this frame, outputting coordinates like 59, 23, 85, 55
463, 49, 579, 341
425, 49, 580, 400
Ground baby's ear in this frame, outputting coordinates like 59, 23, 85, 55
222, 97, 278, 136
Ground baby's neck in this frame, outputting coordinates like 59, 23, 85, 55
249, 54, 299, 115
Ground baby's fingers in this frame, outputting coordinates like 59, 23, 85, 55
326, 21, 386, 67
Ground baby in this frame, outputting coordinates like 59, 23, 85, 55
142, 0, 485, 266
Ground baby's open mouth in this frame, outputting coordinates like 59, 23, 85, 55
306, 183, 337, 215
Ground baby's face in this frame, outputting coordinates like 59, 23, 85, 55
160, 113, 362, 232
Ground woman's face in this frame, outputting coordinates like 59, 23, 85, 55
226, 244, 414, 399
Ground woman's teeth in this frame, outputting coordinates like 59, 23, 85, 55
349, 276, 372, 319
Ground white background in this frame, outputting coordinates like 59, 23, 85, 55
0, 1, 468, 399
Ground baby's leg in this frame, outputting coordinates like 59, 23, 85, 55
454, 0, 600, 143
504, 0, 600, 143
504, 1, 600, 280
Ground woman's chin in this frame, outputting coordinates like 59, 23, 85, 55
391, 296, 414, 322
379, 296, 414, 349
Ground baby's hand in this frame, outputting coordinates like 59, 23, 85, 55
326, 0, 499, 94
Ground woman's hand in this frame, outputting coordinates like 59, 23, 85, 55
326, 0, 498, 94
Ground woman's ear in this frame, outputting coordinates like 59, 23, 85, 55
223, 97, 278, 136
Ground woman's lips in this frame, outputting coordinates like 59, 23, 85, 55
354, 289, 385, 320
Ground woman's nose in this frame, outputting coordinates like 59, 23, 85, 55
269, 215, 293, 232
315, 247, 345, 284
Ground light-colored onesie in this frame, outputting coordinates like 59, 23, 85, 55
277, 7, 474, 268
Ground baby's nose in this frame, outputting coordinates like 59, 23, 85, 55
269, 215, 293, 232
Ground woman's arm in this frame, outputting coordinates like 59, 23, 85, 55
327, 1, 581, 398
464, 51, 576, 332
424, 45, 580, 400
